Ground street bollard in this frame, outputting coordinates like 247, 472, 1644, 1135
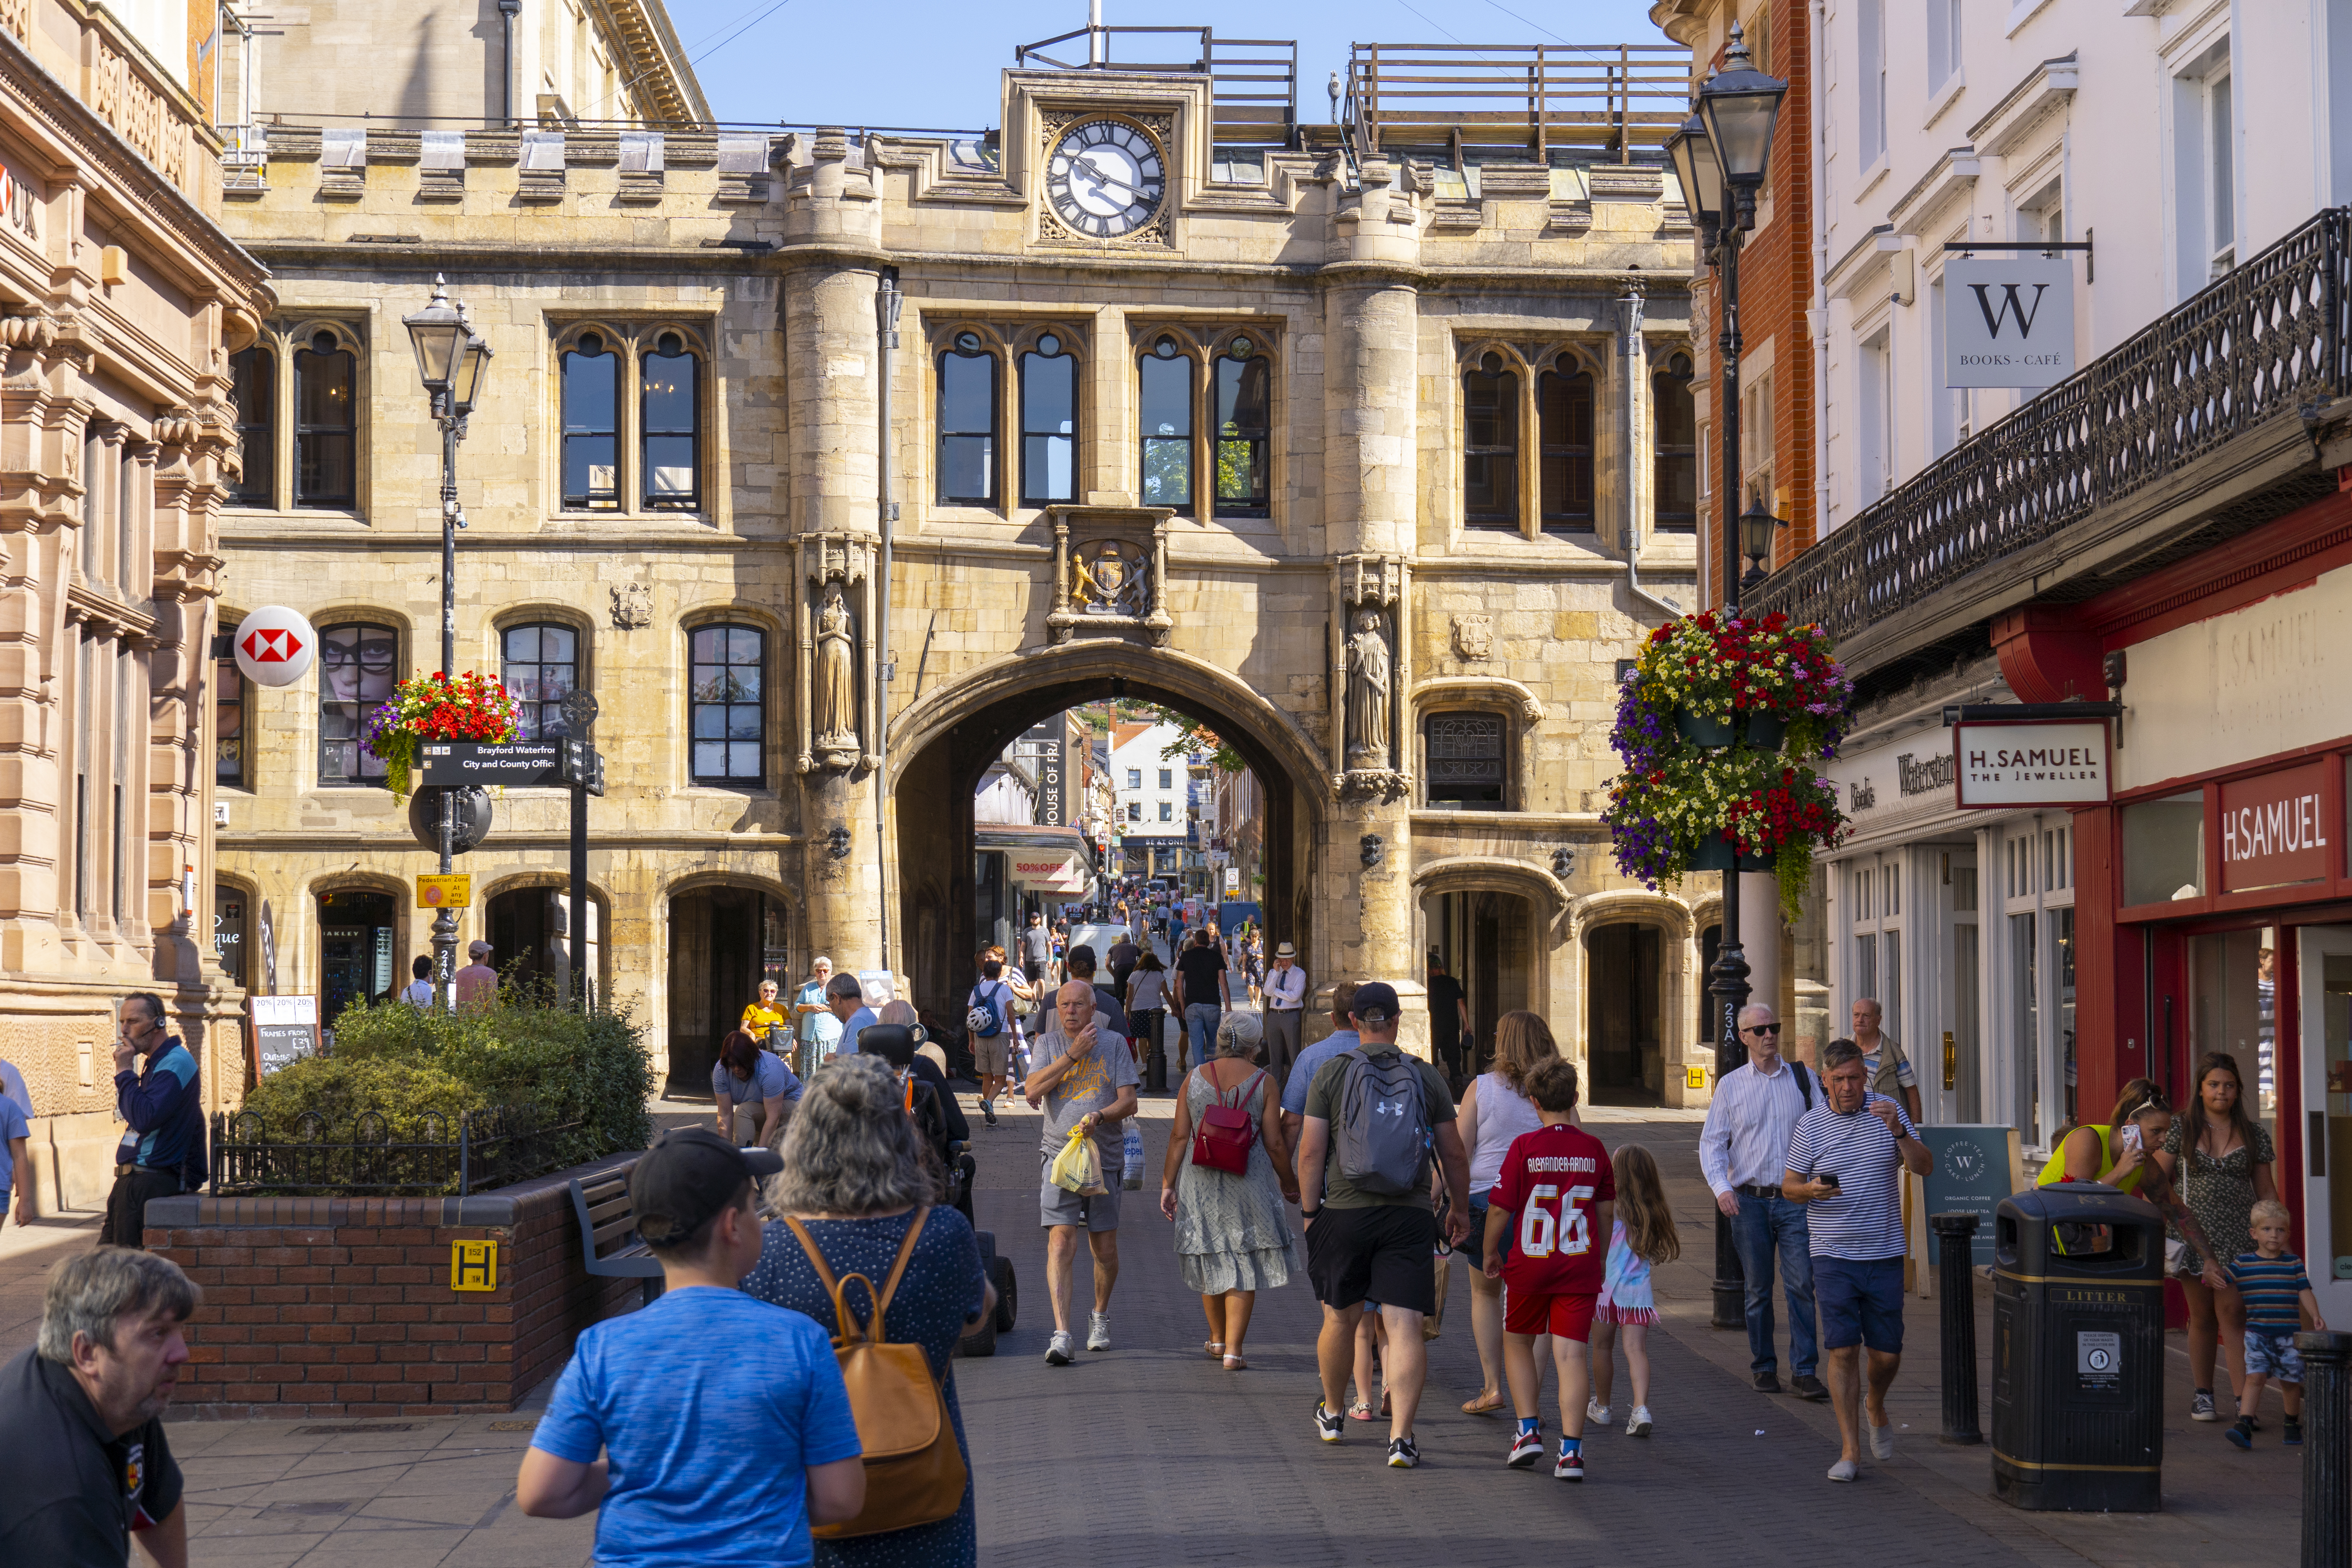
1931, 1211, 1982, 1445
2301, 1330, 2352, 1568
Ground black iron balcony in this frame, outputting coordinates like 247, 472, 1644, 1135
1751, 208, 2352, 680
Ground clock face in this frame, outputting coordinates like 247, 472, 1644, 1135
1045, 120, 1165, 238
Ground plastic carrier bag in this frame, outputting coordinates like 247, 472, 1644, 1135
1049, 1123, 1107, 1195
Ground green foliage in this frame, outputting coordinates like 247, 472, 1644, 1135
242, 1055, 479, 1138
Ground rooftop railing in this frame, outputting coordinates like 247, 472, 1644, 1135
1342, 42, 1689, 162
1749, 208, 2352, 654
1014, 25, 1299, 149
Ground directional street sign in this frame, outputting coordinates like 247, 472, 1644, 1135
416, 741, 563, 787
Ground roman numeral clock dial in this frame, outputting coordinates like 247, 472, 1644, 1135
1044, 119, 1165, 239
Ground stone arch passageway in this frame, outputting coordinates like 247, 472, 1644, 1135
887, 642, 1328, 1029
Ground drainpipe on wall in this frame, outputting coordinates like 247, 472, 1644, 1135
875, 267, 902, 978
1619, 278, 1680, 620
499, 0, 522, 129
1812, 0, 1830, 552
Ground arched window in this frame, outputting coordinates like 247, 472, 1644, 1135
1021, 333, 1077, 505
1653, 351, 1699, 533
562, 332, 619, 510
1463, 352, 1519, 530
500, 622, 579, 741
689, 623, 764, 784
641, 331, 700, 510
937, 332, 998, 505
1212, 337, 1270, 518
293, 329, 355, 507
318, 622, 397, 784
1539, 365, 1594, 534
1139, 335, 1193, 512
1423, 711, 1507, 810
229, 346, 275, 508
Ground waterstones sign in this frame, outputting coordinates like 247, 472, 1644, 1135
1954, 720, 2110, 808
1944, 257, 2075, 390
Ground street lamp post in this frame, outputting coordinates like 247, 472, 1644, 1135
1668, 22, 1786, 1333
402, 276, 493, 1009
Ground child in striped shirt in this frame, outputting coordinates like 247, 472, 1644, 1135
2223, 1198, 2329, 1449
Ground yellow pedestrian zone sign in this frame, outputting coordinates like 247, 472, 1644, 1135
417, 874, 472, 908
451, 1240, 498, 1290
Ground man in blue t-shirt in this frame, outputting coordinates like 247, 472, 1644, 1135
100, 993, 203, 1248
519, 1129, 865, 1564
1278, 980, 1362, 1152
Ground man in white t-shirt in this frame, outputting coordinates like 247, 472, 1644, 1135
399, 956, 436, 1007
1782, 1039, 1930, 1483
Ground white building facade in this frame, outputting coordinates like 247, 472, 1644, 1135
1111, 722, 1191, 881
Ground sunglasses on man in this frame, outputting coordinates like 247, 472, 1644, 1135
1742, 1022, 1782, 1036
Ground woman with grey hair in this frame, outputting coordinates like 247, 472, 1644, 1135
742, 1054, 992, 1566
1158, 1008, 1298, 1370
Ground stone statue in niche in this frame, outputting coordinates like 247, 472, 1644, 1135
813, 585, 858, 765
1071, 539, 1147, 617
1346, 607, 1392, 769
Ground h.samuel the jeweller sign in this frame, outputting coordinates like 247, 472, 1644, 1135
1953, 720, 2111, 809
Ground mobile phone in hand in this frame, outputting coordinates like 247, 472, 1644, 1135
1817, 1171, 1840, 1190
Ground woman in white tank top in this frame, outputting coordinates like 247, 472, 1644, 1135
1457, 1011, 1574, 1416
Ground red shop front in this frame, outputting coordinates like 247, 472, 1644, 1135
2046, 484, 2352, 1326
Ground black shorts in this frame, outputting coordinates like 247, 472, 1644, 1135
1306, 1204, 1439, 1316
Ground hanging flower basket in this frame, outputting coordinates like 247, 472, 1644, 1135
1602, 611, 1854, 921
363, 671, 521, 803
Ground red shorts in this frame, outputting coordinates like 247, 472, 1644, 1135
1504, 1288, 1598, 1342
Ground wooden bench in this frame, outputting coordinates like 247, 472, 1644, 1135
568, 1167, 664, 1308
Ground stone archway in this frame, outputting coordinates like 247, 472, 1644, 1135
885, 642, 1330, 1031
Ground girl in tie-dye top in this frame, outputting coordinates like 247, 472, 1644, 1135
1589, 1145, 1680, 1437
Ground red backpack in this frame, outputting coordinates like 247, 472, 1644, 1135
1190, 1066, 1266, 1174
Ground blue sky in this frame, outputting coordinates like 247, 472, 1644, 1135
662, 0, 1677, 130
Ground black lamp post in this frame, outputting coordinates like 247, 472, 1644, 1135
1672, 22, 1786, 1332
401, 275, 493, 1009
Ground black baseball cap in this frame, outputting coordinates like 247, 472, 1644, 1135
630, 1127, 783, 1247
1350, 982, 1401, 1024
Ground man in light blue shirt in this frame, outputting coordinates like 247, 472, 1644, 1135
824, 974, 878, 1058
793, 958, 840, 1077
0, 1088, 28, 1230
1279, 979, 1362, 1146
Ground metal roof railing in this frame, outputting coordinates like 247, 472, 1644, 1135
1014, 25, 1299, 149
1343, 42, 1689, 162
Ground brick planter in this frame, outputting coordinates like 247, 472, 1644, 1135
145, 1152, 644, 1418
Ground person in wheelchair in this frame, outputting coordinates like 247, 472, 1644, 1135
862, 1016, 977, 1227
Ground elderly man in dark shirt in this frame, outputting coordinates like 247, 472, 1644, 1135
0, 1248, 197, 1564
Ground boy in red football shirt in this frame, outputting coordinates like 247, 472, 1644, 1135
1482, 1057, 1614, 1481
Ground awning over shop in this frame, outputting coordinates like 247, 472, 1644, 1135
980, 824, 1098, 894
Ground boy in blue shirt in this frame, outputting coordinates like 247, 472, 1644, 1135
2224, 1198, 2329, 1449
519, 1128, 865, 1564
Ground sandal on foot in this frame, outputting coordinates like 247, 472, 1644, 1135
1461, 1390, 1507, 1416
1203, 1341, 1224, 1358
1348, 1401, 1375, 1421
1223, 1353, 1248, 1370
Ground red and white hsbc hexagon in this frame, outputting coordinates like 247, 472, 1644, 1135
231, 606, 318, 688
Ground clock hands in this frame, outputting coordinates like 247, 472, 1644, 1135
1068, 156, 1146, 209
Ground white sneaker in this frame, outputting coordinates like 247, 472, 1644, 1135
1586, 1398, 1611, 1426
1045, 1331, 1074, 1366
1627, 1405, 1653, 1437
1869, 1421, 1894, 1461
1087, 1311, 1111, 1352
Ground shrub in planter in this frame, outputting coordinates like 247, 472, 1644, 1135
240, 1055, 480, 1138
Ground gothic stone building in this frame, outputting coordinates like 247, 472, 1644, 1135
215, 40, 1729, 1106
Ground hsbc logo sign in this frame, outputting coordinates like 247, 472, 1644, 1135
229, 605, 318, 687
241, 626, 302, 663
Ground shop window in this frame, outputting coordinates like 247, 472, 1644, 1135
2011, 911, 2040, 1141
1538, 367, 1594, 534
213, 884, 249, 989
293, 330, 356, 507
1424, 711, 1508, 809
229, 347, 276, 508
318, 622, 397, 784
1854, 932, 1877, 1002
937, 332, 999, 506
1020, 334, 1078, 505
562, 332, 620, 510
1652, 352, 1697, 532
2055, 906, 2078, 1126
689, 623, 764, 784
1139, 336, 1193, 512
1212, 339, 1270, 518
2189, 926, 2279, 1125
641, 332, 701, 510
213, 626, 246, 788
500, 622, 579, 741
1463, 353, 1519, 530
2122, 791, 2205, 905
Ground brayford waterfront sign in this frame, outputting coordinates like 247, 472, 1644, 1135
1953, 719, 2110, 808
1944, 257, 2076, 390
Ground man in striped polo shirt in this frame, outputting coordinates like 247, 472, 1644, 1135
1783, 1038, 1930, 1483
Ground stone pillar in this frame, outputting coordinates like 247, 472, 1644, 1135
1318, 155, 1427, 1053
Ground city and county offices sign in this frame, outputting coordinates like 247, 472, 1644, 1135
1954, 719, 2110, 808
1944, 256, 2076, 390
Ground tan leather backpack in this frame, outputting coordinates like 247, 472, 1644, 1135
783, 1210, 967, 1538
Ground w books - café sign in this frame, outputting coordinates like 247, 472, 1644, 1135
1944, 257, 2076, 390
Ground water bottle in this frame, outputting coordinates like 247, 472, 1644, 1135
1122, 1120, 1145, 1190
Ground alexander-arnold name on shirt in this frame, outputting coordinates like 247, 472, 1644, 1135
1526, 1154, 1600, 1175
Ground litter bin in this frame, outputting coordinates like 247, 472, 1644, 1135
1990, 1183, 2167, 1512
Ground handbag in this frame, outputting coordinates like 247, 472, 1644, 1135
782, 1211, 968, 1539
1190, 1066, 1265, 1174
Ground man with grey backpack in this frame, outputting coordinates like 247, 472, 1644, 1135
1294, 981, 1471, 1470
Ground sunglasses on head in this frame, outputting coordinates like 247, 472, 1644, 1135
1744, 1022, 1782, 1035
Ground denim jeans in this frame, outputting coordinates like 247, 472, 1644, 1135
1183, 1003, 1221, 1065
1731, 1191, 1818, 1379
